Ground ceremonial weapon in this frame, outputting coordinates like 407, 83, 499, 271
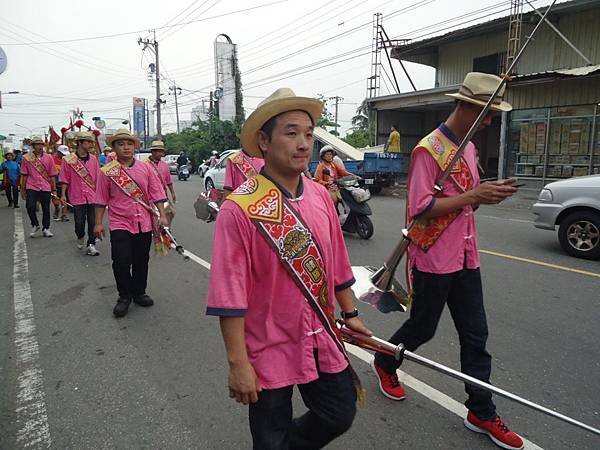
339, 323, 600, 436
51, 193, 73, 208
351, 0, 558, 313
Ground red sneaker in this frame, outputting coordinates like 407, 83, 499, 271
464, 411, 524, 450
370, 359, 406, 400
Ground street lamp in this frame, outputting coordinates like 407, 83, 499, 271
14, 123, 32, 134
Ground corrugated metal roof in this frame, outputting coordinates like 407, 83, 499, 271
313, 127, 364, 161
512, 63, 600, 80
392, 0, 600, 59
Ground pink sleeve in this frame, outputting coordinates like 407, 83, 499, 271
94, 172, 110, 205
322, 187, 355, 290
59, 160, 70, 184
147, 166, 167, 203
206, 206, 253, 316
407, 148, 441, 219
163, 165, 172, 186
91, 157, 100, 183
46, 156, 58, 177
223, 160, 235, 191
20, 160, 29, 175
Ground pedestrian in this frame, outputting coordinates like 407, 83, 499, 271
53, 145, 70, 222
94, 129, 169, 318
60, 132, 100, 255
207, 88, 372, 449
222, 147, 264, 197
146, 140, 176, 203
99, 145, 111, 166
20, 136, 58, 238
370, 72, 524, 450
1, 149, 21, 208
383, 125, 401, 153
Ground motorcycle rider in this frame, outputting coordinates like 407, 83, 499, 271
208, 150, 219, 168
314, 145, 353, 205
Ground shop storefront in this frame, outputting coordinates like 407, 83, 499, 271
505, 104, 600, 182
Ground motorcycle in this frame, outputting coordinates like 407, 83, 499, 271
335, 175, 374, 239
178, 164, 190, 181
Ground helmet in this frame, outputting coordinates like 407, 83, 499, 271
211, 150, 218, 155
319, 145, 335, 158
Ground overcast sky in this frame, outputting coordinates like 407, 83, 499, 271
0, 0, 559, 142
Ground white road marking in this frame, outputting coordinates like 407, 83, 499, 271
184, 248, 544, 449
13, 209, 52, 448
477, 214, 533, 224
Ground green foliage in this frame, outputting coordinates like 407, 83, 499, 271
316, 94, 340, 133
343, 128, 370, 149
162, 114, 240, 166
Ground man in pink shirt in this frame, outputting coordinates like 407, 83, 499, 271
20, 136, 58, 238
94, 129, 168, 318
60, 132, 101, 255
146, 140, 176, 203
371, 73, 524, 450
207, 88, 371, 449
222, 148, 264, 197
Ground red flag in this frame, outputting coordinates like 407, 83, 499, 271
49, 127, 60, 146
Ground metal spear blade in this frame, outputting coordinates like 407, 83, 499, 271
351, 266, 409, 313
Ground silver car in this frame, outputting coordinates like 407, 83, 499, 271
533, 175, 600, 260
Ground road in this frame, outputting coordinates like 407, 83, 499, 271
1, 176, 599, 449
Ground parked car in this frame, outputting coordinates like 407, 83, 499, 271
198, 159, 210, 177
164, 154, 179, 174
203, 149, 238, 191
134, 152, 152, 161
533, 175, 600, 260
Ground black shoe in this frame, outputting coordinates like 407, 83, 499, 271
113, 297, 131, 317
14, 205, 20, 208
8, 202, 13, 207
133, 294, 154, 307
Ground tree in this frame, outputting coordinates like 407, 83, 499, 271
351, 98, 369, 130
343, 128, 370, 149
316, 94, 340, 135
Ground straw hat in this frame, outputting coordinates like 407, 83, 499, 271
240, 88, 323, 157
3, 148, 14, 156
30, 136, 45, 145
106, 128, 140, 147
75, 131, 96, 142
149, 140, 166, 152
103, 145, 112, 152
446, 72, 512, 112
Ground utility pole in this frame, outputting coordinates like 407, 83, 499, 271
138, 31, 162, 137
328, 96, 343, 136
169, 82, 182, 133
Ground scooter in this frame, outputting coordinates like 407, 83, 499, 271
336, 175, 374, 239
178, 164, 190, 181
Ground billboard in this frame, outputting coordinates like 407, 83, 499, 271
132, 97, 146, 137
214, 35, 237, 122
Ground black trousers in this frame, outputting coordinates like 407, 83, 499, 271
5, 184, 19, 206
249, 367, 357, 450
25, 189, 51, 229
110, 230, 152, 300
73, 204, 95, 246
374, 268, 496, 420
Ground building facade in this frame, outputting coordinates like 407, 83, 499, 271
369, 0, 600, 184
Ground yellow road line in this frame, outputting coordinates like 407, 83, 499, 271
480, 249, 600, 279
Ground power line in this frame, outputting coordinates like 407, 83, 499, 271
0, 0, 292, 46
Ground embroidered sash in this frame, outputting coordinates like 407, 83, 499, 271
228, 175, 365, 404
101, 160, 169, 255
64, 153, 96, 190
229, 150, 258, 180
406, 129, 474, 251
24, 153, 51, 183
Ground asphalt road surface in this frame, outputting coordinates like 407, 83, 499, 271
1, 176, 599, 449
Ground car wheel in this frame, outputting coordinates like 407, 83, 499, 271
368, 185, 382, 195
205, 178, 215, 191
558, 210, 600, 260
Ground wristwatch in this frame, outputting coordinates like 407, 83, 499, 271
340, 308, 359, 320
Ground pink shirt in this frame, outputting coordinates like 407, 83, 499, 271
94, 160, 167, 234
223, 151, 265, 191
20, 153, 58, 192
207, 176, 354, 390
407, 125, 480, 274
147, 158, 173, 191
59, 154, 100, 205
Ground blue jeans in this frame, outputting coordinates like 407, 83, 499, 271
249, 367, 356, 449
374, 268, 496, 420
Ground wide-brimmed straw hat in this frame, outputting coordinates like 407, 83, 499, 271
75, 131, 96, 142
240, 88, 323, 157
106, 128, 140, 147
30, 136, 45, 145
446, 72, 512, 112
149, 140, 166, 152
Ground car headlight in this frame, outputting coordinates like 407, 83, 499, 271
538, 188, 553, 202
